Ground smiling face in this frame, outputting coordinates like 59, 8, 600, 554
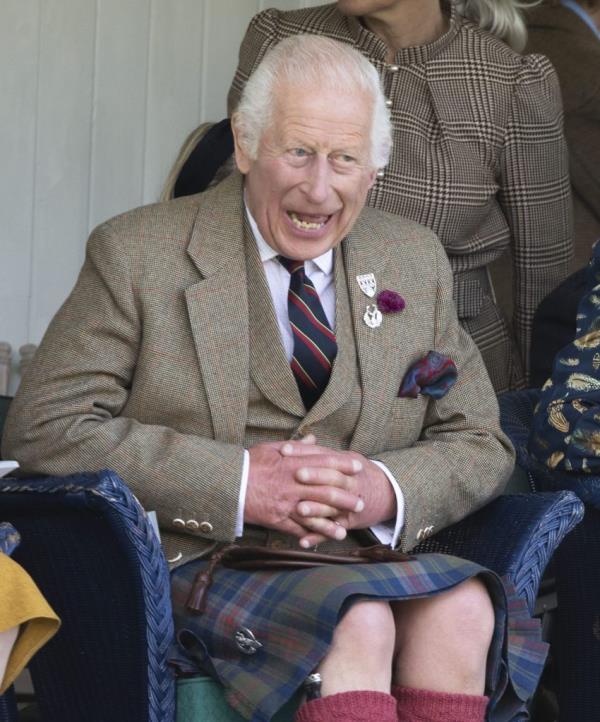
233, 81, 377, 261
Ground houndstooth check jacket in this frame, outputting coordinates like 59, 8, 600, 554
227, 1, 574, 393
2, 172, 513, 567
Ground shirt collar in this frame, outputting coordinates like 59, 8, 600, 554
561, 0, 600, 40
244, 202, 334, 275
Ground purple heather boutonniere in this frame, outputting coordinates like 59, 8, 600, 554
376, 290, 405, 314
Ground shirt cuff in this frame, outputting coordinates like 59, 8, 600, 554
369, 460, 404, 548
235, 449, 250, 538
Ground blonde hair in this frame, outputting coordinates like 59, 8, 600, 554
233, 34, 392, 169
455, 0, 542, 51
160, 122, 235, 202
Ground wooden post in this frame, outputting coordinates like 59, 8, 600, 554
0, 342, 11, 395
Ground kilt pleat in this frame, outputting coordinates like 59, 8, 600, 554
170, 553, 547, 722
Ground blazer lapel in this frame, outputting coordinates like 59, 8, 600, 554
185, 173, 249, 446
344, 213, 412, 455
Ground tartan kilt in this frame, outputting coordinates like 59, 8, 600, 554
170, 553, 547, 722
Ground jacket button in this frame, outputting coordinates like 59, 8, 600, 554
388, 64, 399, 72
385, 98, 393, 108
173, 517, 186, 530
186, 519, 200, 531
199, 521, 213, 534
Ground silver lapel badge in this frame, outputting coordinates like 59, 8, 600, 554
356, 273, 377, 298
363, 304, 383, 329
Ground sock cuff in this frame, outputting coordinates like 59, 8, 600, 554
393, 685, 488, 721
296, 690, 397, 722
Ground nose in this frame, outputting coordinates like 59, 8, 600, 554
301, 155, 332, 205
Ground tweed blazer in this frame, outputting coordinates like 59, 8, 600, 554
526, 4, 600, 271
2, 173, 513, 566
227, 1, 573, 393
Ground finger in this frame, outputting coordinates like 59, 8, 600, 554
294, 515, 348, 542
280, 443, 363, 474
298, 521, 347, 549
295, 484, 365, 513
277, 516, 319, 539
295, 464, 365, 491
296, 501, 339, 518
284, 451, 363, 476
298, 533, 329, 548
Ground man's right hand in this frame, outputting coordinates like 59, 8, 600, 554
245, 439, 364, 541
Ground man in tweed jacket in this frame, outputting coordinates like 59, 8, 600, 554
4, 36, 522, 722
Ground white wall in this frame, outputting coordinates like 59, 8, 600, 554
0, 0, 321, 393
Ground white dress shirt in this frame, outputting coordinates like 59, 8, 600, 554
235, 206, 404, 547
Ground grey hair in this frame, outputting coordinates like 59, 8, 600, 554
455, 0, 542, 51
233, 34, 392, 169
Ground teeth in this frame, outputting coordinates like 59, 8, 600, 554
289, 211, 326, 230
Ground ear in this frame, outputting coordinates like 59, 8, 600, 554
366, 168, 378, 191
231, 114, 252, 175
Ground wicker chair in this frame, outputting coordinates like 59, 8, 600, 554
0, 467, 584, 722
499, 389, 600, 722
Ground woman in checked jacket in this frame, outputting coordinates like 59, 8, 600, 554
225, 0, 573, 393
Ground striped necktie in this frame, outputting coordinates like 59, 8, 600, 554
279, 256, 338, 410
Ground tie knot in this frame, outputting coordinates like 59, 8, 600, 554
278, 256, 305, 276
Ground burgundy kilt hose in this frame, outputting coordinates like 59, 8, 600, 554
227, 1, 573, 392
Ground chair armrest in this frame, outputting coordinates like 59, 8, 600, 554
414, 491, 584, 615
0, 470, 175, 722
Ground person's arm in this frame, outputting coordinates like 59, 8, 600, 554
2, 220, 362, 546
529, 241, 600, 473
273, 237, 515, 552
372, 240, 515, 551
499, 54, 574, 381
1, 223, 248, 543
227, 8, 282, 116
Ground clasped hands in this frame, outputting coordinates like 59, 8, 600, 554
245, 434, 396, 548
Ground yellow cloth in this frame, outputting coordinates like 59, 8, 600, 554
0, 553, 60, 693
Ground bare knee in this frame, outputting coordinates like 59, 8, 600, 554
442, 578, 495, 648
334, 599, 396, 659
318, 600, 395, 695
392, 578, 494, 694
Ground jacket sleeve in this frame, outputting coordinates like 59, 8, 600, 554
374, 240, 515, 551
529, 242, 600, 474
499, 53, 574, 380
1, 222, 245, 544
227, 9, 282, 115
